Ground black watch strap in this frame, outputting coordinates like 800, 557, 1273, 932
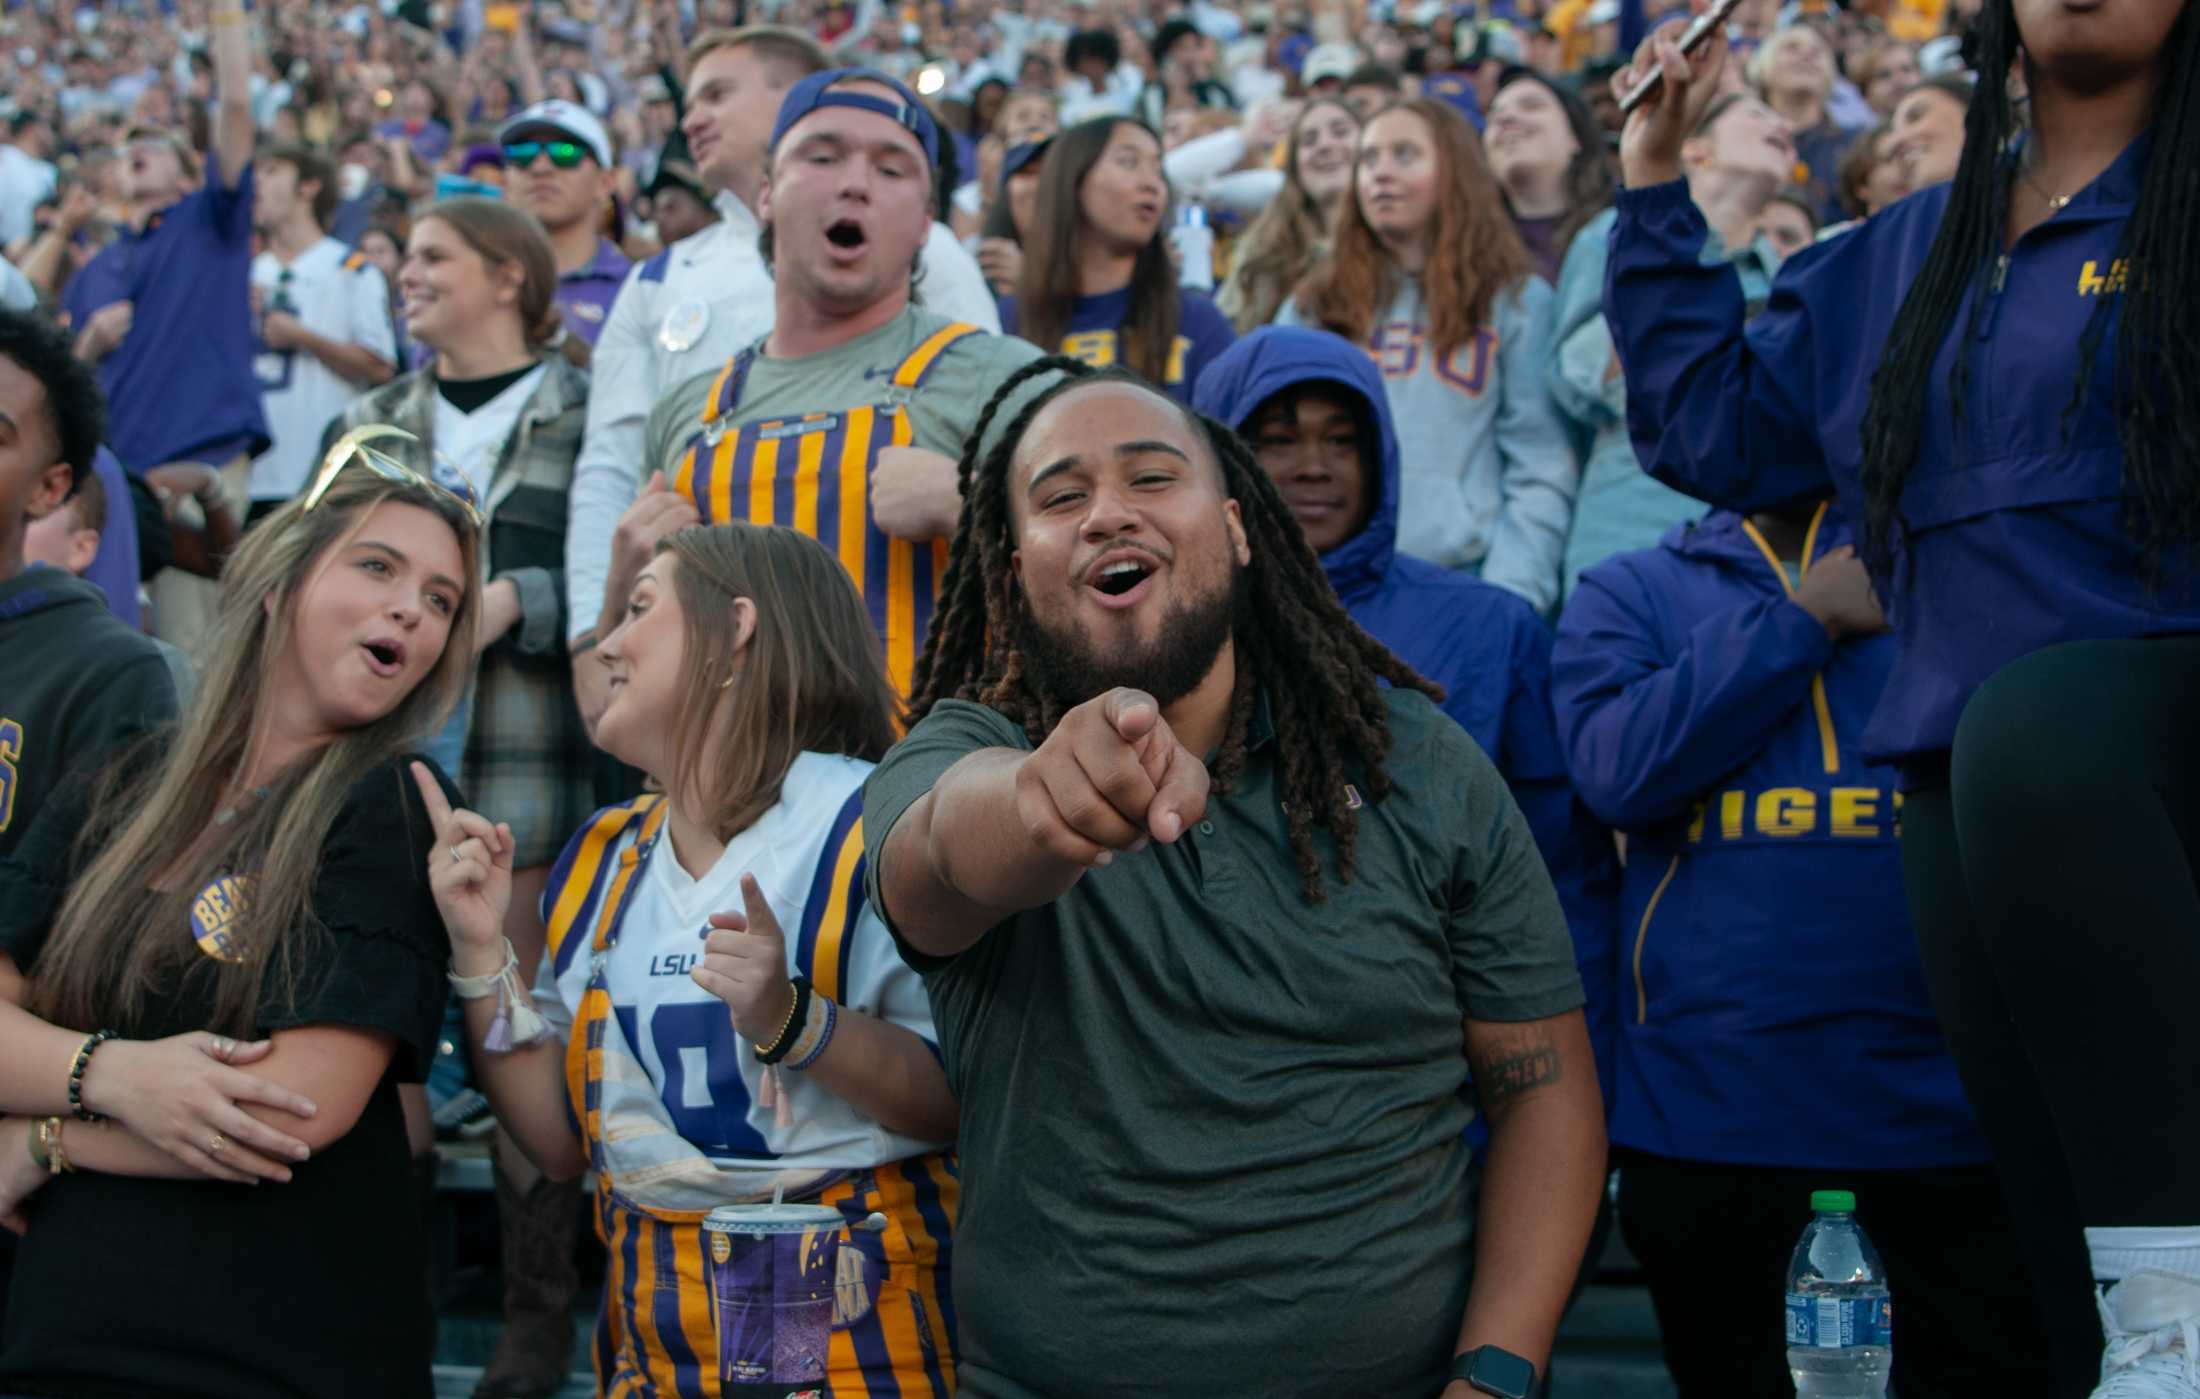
1450, 1345, 1537, 1399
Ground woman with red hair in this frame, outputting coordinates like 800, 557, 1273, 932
1282, 97, 1577, 616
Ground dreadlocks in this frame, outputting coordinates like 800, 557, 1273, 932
1858, 0, 2200, 583
911, 355, 1442, 904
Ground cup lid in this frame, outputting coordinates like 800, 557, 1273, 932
703, 1203, 846, 1234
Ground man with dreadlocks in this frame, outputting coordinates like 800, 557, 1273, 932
1608, 0, 2200, 1394
861, 356, 1608, 1399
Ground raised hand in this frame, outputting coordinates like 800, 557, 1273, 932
690, 874, 795, 1046
409, 761, 515, 966
1016, 687, 1211, 868
1613, 0, 1731, 189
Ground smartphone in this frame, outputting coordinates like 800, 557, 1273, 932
1618, 0, 1752, 115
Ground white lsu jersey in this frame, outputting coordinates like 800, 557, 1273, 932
533, 750, 946, 1184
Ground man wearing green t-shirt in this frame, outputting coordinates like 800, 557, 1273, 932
864, 358, 1608, 1399
585, 65, 1040, 710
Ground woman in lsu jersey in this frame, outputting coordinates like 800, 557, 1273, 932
414, 523, 961, 1399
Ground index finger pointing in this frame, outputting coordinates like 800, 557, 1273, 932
408, 761, 454, 833
738, 874, 786, 939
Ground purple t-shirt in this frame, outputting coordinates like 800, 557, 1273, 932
83, 446, 142, 629
557, 238, 632, 347
60, 162, 268, 471
374, 116, 453, 166
999, 285, 1238, 404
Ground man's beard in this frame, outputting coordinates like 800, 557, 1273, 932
1016, 561, 1243, 716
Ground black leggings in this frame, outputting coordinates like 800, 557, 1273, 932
1901, 635, 2200, 1398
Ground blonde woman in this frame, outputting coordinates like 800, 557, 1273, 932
418, 523, 960, 1398
0, 439, 482, 1399
1218, 97, 1360, 333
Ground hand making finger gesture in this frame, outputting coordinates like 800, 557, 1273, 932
409, 761, 515, 965
1016, 686, 1212, 870
690, 874, 794, 1046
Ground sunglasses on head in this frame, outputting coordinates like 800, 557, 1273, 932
503, 139, 588, 169
304, 425, 484, 529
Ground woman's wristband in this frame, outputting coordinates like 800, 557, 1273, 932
754, 978, 812, 1064
67, 1030, 116, 1123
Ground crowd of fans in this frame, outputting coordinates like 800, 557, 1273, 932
0, 0, 2196, 1397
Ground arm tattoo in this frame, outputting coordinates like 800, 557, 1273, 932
1471, 1032, 1564, 1122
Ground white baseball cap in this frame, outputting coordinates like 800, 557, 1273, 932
498, 98, 612, 169
1301, 42, 1363, 87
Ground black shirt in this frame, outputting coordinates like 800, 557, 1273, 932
0, 567, 178, 862
0, 757, 456, 1399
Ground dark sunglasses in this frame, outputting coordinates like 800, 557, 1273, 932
503, 139, 589, 169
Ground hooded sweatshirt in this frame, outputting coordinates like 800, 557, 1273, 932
1278, 275, 1578, 615
0, 566, 178, 862
1196, 325, 1622, 1087
1551, 505, 1986, 1169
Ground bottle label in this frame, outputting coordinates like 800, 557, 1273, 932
1785, 1293, 1891, 1349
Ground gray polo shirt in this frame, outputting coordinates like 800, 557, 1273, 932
863, 685, 1583, 1398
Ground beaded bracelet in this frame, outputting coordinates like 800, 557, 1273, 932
786, 996, 839, 1073
754, 978, 813, 1065
66, 1030, 116, 1123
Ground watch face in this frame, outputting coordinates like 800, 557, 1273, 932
1466, 1346, 1537, 1399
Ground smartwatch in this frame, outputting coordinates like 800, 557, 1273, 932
1451, 1345, 1537, 1399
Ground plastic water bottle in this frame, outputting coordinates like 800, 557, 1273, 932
1786, 1190, 1892, 1397
1174, 205, 1215, 292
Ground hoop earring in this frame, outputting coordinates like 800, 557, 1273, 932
719, 672, 736, 691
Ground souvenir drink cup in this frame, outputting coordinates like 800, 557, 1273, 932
1785, 1190, 1892, 1397
704, 1203, 843, 1396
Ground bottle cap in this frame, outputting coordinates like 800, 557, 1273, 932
1811, 1189, 1856, 1213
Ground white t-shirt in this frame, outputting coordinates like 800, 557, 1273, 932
0, 145, 58, 250
430, 362, 548, 505
248, 238, 397, 501
533, 751, 945, 1180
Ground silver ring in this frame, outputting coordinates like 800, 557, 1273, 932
448, 846, 463, 865
214, 1036, 232, 1058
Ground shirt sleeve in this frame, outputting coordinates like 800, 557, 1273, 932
565, 265, 656, 640
260, 758, 455, 1080
1177, 293, 1238, 400
1435, 716, 1586, 1024
0, 759, 116, 969
1478, 279, 1581, 618
917, 224, 1004, 333
1604, 179, 1834, 511
197, 158, 255, 248
860, 699, 1030, 975
349, 263, 398, 360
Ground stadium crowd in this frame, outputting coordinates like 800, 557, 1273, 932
0, 0, 2195, 1396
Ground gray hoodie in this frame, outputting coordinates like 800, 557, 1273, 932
1281, 274, 1578, 614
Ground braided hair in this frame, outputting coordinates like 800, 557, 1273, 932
1858, 0, 2200, 584
911, 356, 1442, 904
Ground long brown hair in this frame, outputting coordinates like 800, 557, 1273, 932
1218, 97, 1358, 334
1291, 97, 1533, 360
657, 525, 900, 843
1014, 115, 1181, 386
33, 470, 481, 1038
420, 197, 563, 348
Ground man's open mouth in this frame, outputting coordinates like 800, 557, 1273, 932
1091, 559, 1154, 597
825, 219, 868, 250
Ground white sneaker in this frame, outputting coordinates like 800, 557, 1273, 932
2092, 1270, 2200, 1398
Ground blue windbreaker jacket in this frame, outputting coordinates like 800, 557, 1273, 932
1552, 505, 1986, 1170
1605, 130, 2200, 776
1196, 326, 1623, 1090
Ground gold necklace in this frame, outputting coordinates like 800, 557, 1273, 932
2021, 163, 2073, 212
